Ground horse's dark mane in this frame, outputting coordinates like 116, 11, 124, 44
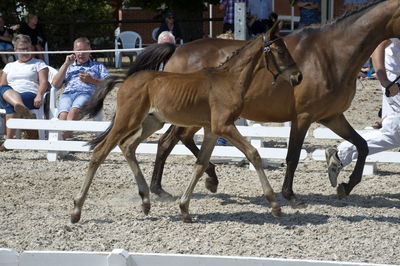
125, 42, 176, 77
292, 0, 386, 34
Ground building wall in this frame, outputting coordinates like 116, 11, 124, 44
120, 0, 348, 44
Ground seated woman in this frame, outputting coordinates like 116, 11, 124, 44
0, 34, 48, 150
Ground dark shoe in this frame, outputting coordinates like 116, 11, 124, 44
325, 147, 343, 187
14, 103, 34, 119
372, 121, 382, 129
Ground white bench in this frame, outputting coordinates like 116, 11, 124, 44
4, 119, 307, 167
311, 127, 400, 175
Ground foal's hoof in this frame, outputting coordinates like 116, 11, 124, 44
205, 177, 218, 193
141, 202, 151, 215
181, 214, 193, 223
70, 208, 81, 224
337, 183, 347, 199
271, 207, 283, 218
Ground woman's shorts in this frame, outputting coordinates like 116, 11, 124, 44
0, 85, 37, 114
58, 91, 92, 116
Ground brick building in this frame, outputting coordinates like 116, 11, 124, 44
116, 0, 347, 44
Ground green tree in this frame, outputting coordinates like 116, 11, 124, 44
1, 0, 115, 66
125, 0, 220, 41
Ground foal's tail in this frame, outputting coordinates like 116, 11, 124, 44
82, 75, 120, 118
87, 113, 115, 150
126, 42, 177, 77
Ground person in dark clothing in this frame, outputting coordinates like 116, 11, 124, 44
156, 12, 183, 44
19, 14, 46, 60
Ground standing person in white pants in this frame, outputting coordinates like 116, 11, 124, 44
325, 39, 400, 187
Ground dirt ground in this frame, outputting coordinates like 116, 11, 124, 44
0, 76, 399, 265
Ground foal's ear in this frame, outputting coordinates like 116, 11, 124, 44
267, 20, 282, 40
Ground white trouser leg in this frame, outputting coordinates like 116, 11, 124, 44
337, 115, 400, 166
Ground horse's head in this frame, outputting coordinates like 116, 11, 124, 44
263, 21, 302, 87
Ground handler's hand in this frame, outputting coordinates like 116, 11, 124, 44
386, 83, 400, 97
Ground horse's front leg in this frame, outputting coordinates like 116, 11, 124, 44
320, 114, 368, 199
282, 114, 311, 208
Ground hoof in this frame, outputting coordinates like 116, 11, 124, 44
70, 208, 81, 224
182, 214, 193, 223
289, 198, 307, 209
337, 183, 347, 199
205, 177, 218, 193
141, 202, 151, 215
271, 207, 283, 218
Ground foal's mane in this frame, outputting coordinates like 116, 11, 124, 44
293, 0, 386, 34
208, 36, 261, 71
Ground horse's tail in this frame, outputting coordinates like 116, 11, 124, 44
82, 75, 121, 118
126, 42, 177, 77
87, 113, 115, 150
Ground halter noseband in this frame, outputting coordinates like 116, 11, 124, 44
263, 36, 295, 84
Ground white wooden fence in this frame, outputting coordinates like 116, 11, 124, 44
0, 248, 394, 266
4, 119, 307, 167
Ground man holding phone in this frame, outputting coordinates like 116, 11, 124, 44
52, 37, 109, 139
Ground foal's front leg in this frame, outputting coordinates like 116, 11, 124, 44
179, 128, 218, 223
217, 124, 281, 217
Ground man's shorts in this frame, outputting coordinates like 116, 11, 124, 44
58, 91, 92, 116
0, 85, 37, 114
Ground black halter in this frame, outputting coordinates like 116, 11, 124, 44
263, 36, 296, 84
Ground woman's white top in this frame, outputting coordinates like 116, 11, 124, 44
3, 58, 47, 94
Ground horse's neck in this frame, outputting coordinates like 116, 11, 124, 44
291, 0, 397, 83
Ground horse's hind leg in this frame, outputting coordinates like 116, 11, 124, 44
320, 114, 368, 198
215, 124, 281, 217
71, 124, 128, 223
151, 125, 184, 198
179, 128, 218, 223
120, 114, 164, 214
151, 125, 219, 198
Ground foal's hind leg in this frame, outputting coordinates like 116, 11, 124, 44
120, 114, 165, 213
215, 124, 281, 217
179, 128, 218, 223
71, 124, 129, 223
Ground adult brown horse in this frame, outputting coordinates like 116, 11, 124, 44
71, 23, 302, 223
149, 0, 400, 205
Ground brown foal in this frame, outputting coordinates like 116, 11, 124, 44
71, 22, 302, 223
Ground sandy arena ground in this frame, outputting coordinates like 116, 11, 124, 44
0, 76, 399, 265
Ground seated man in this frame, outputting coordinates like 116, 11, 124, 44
51, 37, 109, 139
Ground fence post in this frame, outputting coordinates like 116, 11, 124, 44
234, 2, 247, 40
0, 248, 19, 266
107, 249, 135, 266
